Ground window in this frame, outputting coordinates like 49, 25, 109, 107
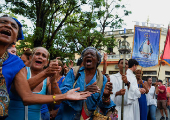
142, 76, 157, 83
107, 47, 113, 54
109, 71, 119, 74
165, 71, 170, 75
166, 77, 170, 86
143, 71, 157, 75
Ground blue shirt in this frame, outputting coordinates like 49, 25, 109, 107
55, 67, 115, 120
2, 53, 25, 93
6, 67, 47, 120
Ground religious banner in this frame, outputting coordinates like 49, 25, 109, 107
132, 25, 161, 67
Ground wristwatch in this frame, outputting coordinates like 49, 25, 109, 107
125, 81, 130, 86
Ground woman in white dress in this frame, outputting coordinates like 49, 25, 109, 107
146, 76, 157, 120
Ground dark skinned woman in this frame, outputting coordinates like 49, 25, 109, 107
55, 47, 115, 120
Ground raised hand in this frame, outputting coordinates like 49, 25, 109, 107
44, 58, 61, 77
103, 53, 108, 61
65, 87, 92, 100
63, 63, 69, 75
139, 88, 146, 94
68, 60, 74, 68
103, 78, 113, 98
138, 79, 143, 85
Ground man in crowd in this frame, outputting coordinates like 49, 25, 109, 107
110, 59, 140, 120
126, 59, 141, 120
156, 80, 168, 120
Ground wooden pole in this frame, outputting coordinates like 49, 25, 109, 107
121, 53, 126, 120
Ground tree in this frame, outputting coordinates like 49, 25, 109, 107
62, 0, 131, 54
4, 0, 131, 60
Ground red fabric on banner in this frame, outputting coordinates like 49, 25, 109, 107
162, 26, 170, 59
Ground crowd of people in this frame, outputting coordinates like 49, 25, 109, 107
1, 15, 170, 120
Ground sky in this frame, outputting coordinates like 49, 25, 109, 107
122, 0, 170, 29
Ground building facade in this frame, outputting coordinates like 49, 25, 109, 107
98, 27, 170, 85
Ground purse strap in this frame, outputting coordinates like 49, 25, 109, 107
73, 66, 81, 88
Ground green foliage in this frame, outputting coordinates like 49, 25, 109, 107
16, 39, 32, 56
3, 0, 131, 60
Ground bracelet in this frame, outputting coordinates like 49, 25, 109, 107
102, 96, 110, 103
52, 95, 56, 104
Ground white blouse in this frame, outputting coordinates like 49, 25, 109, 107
146, 86, 157, 106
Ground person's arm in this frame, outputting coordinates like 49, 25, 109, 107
115, 89, 126, 97
158, 88, 165, 93
14, 67, 56, 105
102, 77, 113, 105
47, 60, 62, 95
102, 53, 107, 75
142, 81, 149, 94
13, 67, 91, 106
68, 60, 74, 69
47, 76, 61, 95
27, 70, 48, 90
122, 74, 130, 89
155, 86, 159, 94
63, 63, 69, 76
27, 61, 61, 90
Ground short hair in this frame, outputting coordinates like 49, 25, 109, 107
128, 59, 139, 68
146, 76, 152, 81
32, 47, 50, 60
118, 59, 128, 64
158, 79, 163, 83
81, 47, 102, 67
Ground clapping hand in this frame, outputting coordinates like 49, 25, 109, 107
85, 82, 100, 93
65, 87, 92, 100
138, 79, 143, 85
103, 78, 113, 98
44, 58, 61, 77
139, 88, 146, 94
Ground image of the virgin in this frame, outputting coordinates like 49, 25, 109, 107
139, 33, 153, 57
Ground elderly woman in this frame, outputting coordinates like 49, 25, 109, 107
7, 47, 61, 120
55, 47, 115, 120
0, 15, 91, 120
